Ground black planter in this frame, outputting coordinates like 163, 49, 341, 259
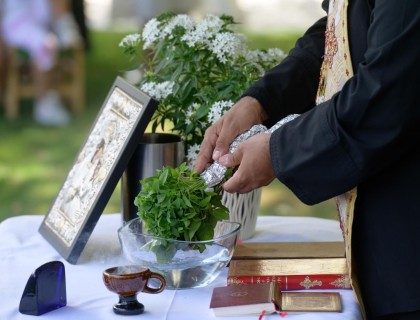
121, 133, 184, 222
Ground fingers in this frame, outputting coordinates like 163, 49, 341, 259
195, 124, 219, 173
195, 113, 241, 173
222, 134, 275, 194
195, 96, 267, 173
212, 119, 240, 160
222, 148, 257, 194
219, 153, 239, 168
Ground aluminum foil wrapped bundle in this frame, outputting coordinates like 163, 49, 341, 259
201, 114, 300, 187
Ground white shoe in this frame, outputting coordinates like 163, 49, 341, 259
53, 13, 82, 48
34, 91, 70, 126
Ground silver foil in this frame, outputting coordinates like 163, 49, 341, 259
201, 114, 300, 187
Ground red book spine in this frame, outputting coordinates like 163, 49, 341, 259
227, 274, 351, 290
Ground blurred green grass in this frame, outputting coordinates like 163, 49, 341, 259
0, 30, 336, 222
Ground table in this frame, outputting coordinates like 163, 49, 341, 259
0, 214, 362, 319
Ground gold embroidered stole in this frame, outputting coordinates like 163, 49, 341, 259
316, 0, 365, 317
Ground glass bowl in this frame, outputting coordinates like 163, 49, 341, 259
118, 218, 241, 289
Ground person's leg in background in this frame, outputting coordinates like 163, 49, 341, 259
70, 0, 90, 51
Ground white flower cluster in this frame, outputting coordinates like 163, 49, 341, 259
120, 12, 286, 168
186, 143, 201, 168
246, 48, 286, 64
160, 14, 194, 40
268, 48, 286, 60
141, 81, 174, 100
185, 103, 200, 125
181, 14, 224, 47
141, 14, 246, 64
142, 15, 195, 49
142, 18, 161, 49
210, 32, 246, 63
244, 48, 286, 76
119, 33, 141, 48
208, 100, 234, 124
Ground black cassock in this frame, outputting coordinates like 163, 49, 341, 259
244, 0, 420, 318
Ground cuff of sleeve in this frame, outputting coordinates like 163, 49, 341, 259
269, 105, 360, 205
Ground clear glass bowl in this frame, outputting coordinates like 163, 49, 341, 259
118, 218, 241, 289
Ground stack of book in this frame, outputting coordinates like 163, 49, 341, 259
227, 241, 351, 290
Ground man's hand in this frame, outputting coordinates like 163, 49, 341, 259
195, 96, 268, 173
218, 133, 275, 193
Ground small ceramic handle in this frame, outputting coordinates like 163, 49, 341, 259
143, 271, 166, 294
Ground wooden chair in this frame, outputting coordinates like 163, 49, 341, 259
4, 44, 85, 120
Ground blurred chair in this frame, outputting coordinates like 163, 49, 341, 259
1, 0, 88, 120
4, 44, 85, 120
0, 10, 6, 108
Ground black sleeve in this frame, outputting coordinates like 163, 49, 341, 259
243, 1, 328, 125
270, 0, 420, 204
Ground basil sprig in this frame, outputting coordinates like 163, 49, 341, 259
134, 163, 229, 262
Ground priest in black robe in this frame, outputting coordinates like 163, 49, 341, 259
196, 1, 420, 319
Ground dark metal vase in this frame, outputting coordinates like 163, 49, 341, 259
121, 133, 184, 222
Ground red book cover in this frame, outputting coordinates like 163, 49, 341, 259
227, 274, 351, 290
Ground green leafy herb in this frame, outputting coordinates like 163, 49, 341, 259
134, 163, 229, 262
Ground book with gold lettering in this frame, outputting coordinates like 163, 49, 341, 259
227, 273, 351, 290
209, 282, 342, 317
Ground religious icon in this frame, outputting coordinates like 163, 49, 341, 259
39, 77, 157, 264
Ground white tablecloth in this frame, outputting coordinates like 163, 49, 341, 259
0, 214, 362, 320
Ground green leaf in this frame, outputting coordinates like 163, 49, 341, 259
158, 167, 169, 185
212, 207, 229, 220
182, 195, 192, 208
188, 220, 201, 240
157, 194, 166, 203
199, 195, 211, 207
196, 223, 214, 241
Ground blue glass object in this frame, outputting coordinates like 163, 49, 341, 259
19, 261, 67, 316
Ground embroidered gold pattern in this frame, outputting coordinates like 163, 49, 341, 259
315, 0, 365, 314
324, 18, 338, 69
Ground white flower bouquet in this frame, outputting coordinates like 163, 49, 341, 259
119, 12, 285, 166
